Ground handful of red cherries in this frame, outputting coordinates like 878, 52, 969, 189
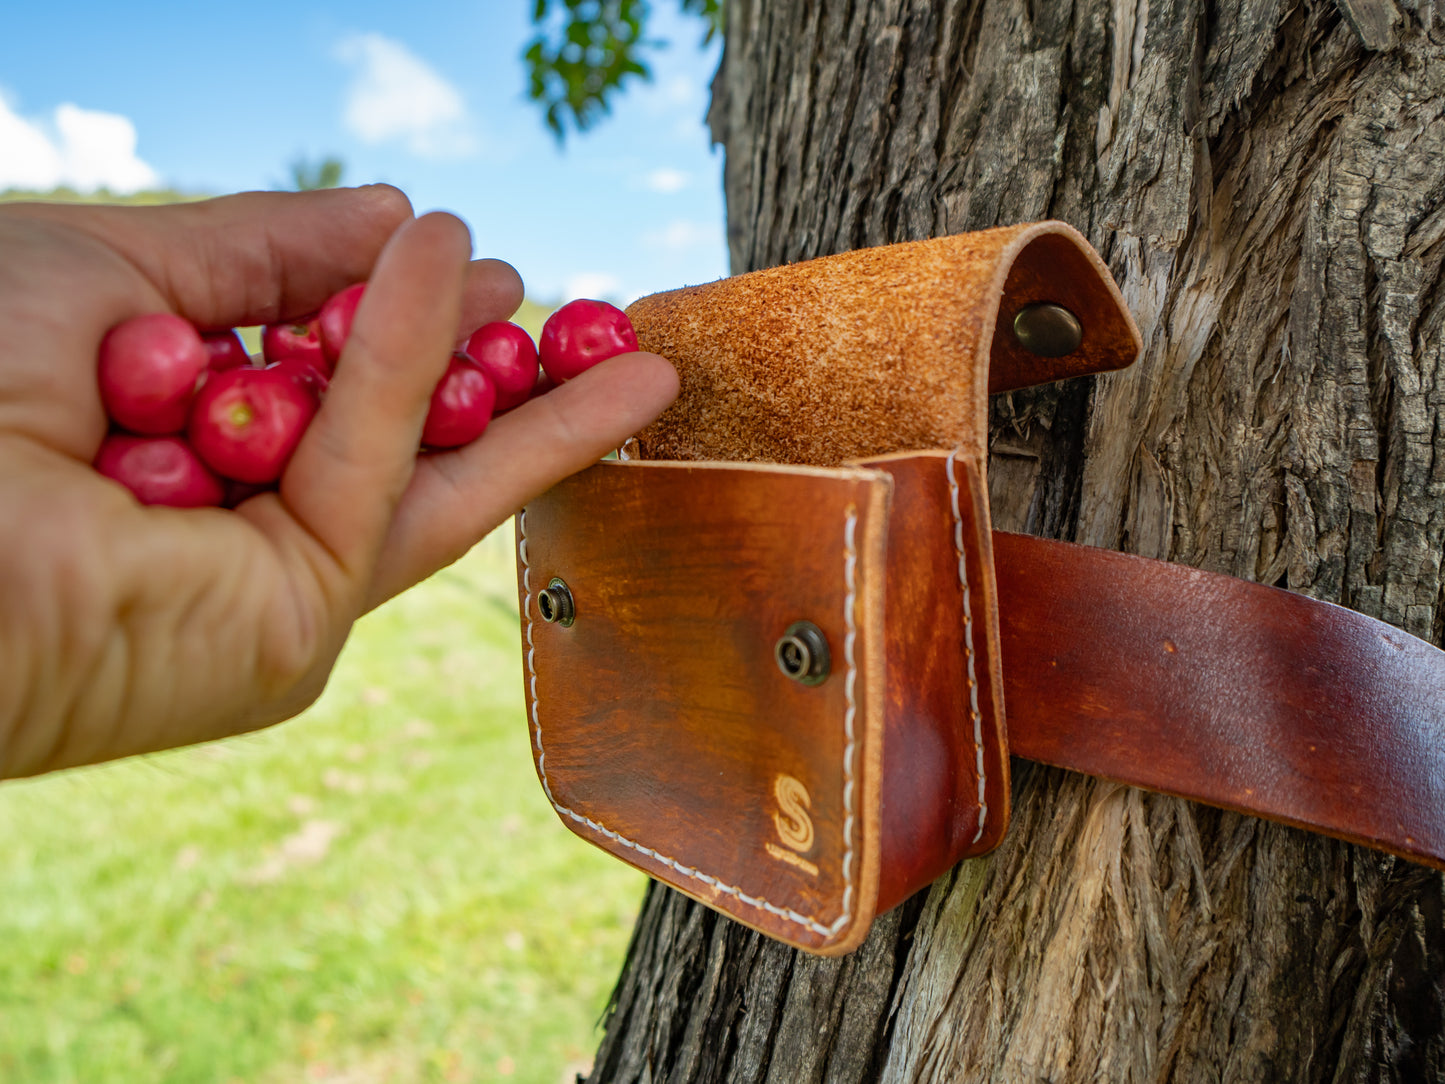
92, 291, 639, 508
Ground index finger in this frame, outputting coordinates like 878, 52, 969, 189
271, 211, 474, 590
23, 185, 416, 330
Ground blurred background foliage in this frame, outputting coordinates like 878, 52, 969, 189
525, 0, 722, 139
289, 155, 346, 192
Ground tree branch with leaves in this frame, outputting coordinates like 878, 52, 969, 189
524, 0, 721, 139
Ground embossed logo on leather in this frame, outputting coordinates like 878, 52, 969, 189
766, 773, 819, 876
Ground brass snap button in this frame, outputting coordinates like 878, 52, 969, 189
538, 578, 575, 627
775, 621, 830, 686
1013, 302, 1083, 357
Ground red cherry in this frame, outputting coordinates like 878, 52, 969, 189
200, 329, 251, 373
319, 283, 366, 363
94, 434, 225, 508
422, 354, 497, 448
465, 321, 539, 411
261, 314, 328, 373
188, 367, 320, 484
537, 299, 638, 383
97, 313, 209, 435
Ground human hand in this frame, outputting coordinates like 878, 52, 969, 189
0, 186, 678, 778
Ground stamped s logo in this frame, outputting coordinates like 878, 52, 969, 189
767, 773, 819, 876
772, 774, 815, 851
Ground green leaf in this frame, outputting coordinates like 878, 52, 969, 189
524, 0, 722, 142
566, 18, 593, 46
680, 0, 723, 42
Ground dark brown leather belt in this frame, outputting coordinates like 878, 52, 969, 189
514, 222, 1445, 955
996, 530, 1445, 870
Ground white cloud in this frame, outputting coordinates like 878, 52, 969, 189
642, 168, 690, 194
0, 91, 159, 193
637, 72, 710, 140
564, 272, 623, 302
644, 75, 701, 113
336, 33, 475, 158
643, 219, 725, 252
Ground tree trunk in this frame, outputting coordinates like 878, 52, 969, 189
585, 1, 1445, 1080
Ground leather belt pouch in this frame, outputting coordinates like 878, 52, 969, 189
516, 222, 1445, 956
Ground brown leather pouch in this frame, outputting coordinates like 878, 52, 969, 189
516, 223, 1445, 955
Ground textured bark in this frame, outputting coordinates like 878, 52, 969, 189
586, 1, 1445, 1080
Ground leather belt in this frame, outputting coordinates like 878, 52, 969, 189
513, 222, 1445, 955
995, 530, 1445, 870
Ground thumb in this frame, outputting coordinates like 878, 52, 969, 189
364, 350, 680, 608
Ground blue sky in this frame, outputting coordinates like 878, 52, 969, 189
0, 1, 728, 304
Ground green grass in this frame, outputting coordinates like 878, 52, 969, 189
508, 299, 554, 342
0, 527, 644, 1084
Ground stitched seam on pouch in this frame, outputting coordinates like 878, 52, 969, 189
518, 505, 859, 940
945, 451, 989, 844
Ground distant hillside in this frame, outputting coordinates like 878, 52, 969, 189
0, 187, 207, 206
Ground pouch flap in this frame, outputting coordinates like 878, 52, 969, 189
627, 220, 1142, 468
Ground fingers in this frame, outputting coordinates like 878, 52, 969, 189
364, 351, 679, 608
37, 187, 524, 337
458, 259, 525, 339
35, 186, 416, 330
273, 211, 475, 591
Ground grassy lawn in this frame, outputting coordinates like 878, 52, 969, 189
0, 526, 645, 1084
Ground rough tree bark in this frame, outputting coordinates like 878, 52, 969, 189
584, 1, 1445, 1080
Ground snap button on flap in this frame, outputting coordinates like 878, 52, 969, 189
1012, 302, 1083, 358
775, 621, 830, 685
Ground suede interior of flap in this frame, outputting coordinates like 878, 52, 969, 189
627, 221, 1142, 469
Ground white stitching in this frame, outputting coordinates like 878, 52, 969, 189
518, 503, 861, 940
837, 508, 859, 929
945, 450, 989, 844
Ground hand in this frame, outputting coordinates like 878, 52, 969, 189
0, 186, 678, 778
